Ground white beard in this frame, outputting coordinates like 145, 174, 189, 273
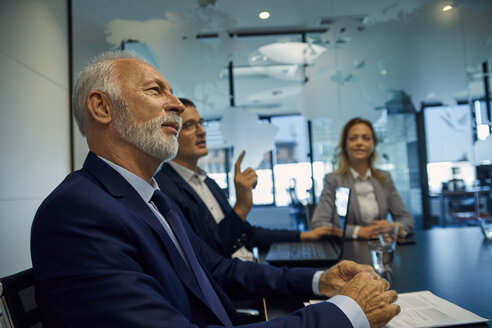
113, 105, 182, 162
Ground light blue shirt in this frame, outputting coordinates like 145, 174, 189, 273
100, 156, 369, 328
312, 271, 370, 328
99, 157, 190, 268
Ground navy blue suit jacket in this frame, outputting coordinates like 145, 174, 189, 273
31, 153, 352, 327
154, 163, 300, 257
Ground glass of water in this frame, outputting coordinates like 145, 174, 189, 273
368, 240, 394, 274
479, 218, 492, 240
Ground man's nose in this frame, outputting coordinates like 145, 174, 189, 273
167, 96, 186, 115
197, 123, 206, 135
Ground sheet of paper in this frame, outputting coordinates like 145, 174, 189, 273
305, 290, 489, 328
385, 291, 488, 328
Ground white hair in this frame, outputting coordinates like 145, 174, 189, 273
72, 50, 145, 136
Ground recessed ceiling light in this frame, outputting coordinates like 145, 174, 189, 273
442, 5, 453, 11
259, 11, 270, 20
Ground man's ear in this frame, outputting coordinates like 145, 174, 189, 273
86, 90, 113, 125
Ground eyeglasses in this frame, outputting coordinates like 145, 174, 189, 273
181, 119, 208, 132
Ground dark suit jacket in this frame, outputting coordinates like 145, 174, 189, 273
31, 153, 351, 327
154, 163, 300, 257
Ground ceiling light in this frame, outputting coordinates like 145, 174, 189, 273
442, 5, 453, 11
259, 11, 270, 19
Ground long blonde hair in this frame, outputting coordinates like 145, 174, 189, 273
334, 117, 385, 182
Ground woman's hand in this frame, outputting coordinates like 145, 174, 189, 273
357, 221, 395, 239
300, 226, 343, 241
357, 225, 380, 239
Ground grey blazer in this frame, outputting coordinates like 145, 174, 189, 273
311, 170, 414, 239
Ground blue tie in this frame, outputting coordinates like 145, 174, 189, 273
151, 190, 232, 326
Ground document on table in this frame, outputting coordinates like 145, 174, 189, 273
304, 290, 489, 328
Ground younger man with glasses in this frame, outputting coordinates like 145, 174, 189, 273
154, 98, 340, 260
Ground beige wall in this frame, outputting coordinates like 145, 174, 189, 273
0, 0, 70, 277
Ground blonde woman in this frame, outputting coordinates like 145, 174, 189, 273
311, 118, 414, 239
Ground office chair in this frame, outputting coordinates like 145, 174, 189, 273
287, 179, 309, 231
304, 203, 317, 230
0, 268, 42, 328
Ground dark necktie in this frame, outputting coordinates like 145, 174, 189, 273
151, 189, 232, 327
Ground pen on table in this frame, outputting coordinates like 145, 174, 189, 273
252, 247, 269, 321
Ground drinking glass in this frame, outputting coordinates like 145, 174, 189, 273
368, 240, 394, 274
479, 218, 492, 240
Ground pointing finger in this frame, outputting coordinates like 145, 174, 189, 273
235, 151, 246, 174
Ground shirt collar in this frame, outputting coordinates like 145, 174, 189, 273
98, 156, 159, 203
169, 161, 207, 183
350, 167, 372, 180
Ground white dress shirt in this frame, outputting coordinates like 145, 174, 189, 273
350, 168, 380, 239
169, 161, 255, 261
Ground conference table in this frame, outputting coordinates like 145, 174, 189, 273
264, 226, 492, 327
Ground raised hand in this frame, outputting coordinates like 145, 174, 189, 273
233, 151, 258, 221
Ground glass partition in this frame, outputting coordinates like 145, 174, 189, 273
71, 0, 492, 228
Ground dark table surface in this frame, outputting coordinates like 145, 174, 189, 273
264, 226, 492, 327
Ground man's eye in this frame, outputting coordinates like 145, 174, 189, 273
148, 87, 160, 93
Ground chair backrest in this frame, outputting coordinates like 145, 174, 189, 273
305, 203, 317, 229
0, 268, 42, 328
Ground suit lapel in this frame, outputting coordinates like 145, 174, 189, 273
204, 177, 230, 214
82, 153, 212, 309
370, 176, 386, 220
346, 174, 362, 221
163, 164, 209, 211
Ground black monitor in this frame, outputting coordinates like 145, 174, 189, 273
476, 164, 492, 187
